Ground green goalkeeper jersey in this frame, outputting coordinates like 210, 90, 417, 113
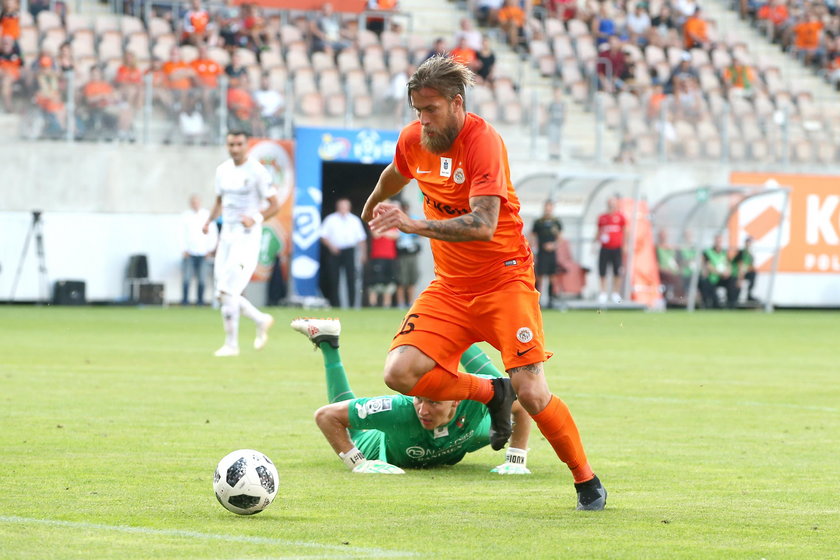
347, 395, 491, 468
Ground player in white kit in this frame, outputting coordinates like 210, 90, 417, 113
203, 130, 281, 357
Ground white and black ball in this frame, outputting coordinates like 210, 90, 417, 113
213, 449, 279, 515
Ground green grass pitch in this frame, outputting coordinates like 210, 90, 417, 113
0, 306, 837, 559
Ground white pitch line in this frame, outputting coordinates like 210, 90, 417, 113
0, 516, 416, 558
568, 392, 839, 413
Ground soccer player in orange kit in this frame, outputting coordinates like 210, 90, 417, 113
361, 56, 606, 510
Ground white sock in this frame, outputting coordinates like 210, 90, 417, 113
220, 293, 240, 348
238, 295, 265, 324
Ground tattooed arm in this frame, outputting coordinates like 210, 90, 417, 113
369, 195, 500, 242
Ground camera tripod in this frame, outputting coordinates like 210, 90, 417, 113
10, 210, 49, 303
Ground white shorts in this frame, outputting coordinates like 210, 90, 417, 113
214, 224, 261, 297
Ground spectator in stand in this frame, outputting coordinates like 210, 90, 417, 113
366, 0, 397, 37
366, 222, 399, 308
827, 36, 840, 89
723, 55, 758, 96
226, 72, 258, 135
81, 65, 134, 141
597, 36, 629, 93
450, 36, 478, 70
56, 41, 73, 73
476, 0, 503, 27
498, 0, 526, 49
240, 3, 267, 53
253, 71, 284, 137
626, 2, 652, 46
146, 57, 171, 109
793, 10, 825, 67
191, 44, 223, 116
699, 234, 735, 309
454, 17, 482, 52
650, 3, 679, 48
163, 45, 194, 109
216, 0, 243, 50
474, 35, 496, 84
115, 51, 143, 110
756, 0, 790, 44
0, 0, 20, 42
674, 0, 698, 25
0, 33, 21, 112
683, 6, 711, 50
32, 51, 65, 137
592, 2, 617, 46
224, 49, 247, 86
547, 0, 577, 22
665, 51, 699, 94
310, 2, 348, 55
178, 92, 207, 144
182, 0, 211, 46
673, 75, 703, 123
646, 82, 667, 120
424, 37, 447, 62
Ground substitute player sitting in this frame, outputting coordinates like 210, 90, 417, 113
203, 130, 279, 356
292, 318, 533, 474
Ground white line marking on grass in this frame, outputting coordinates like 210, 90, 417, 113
0, 516, 416, 558
569, 393, 838, 413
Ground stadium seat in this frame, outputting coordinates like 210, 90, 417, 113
268, 66, 288, 91
286, 47, 311, 73
552, 35, 574, 60
280, 24, 303, 45
566, 18, 589, 38
37, 10, 62, 33
816, 141, 836, 164
387, 47, 409, 75
180, 45, 198, 63
66, 14, 93, 35
207, 46, 230, 67
574, 35, 597, 64
148, 17, 172, 39
40, 32, 66, 59
363, 46, 387, 74
710, 47, 732, 71
311, 51, 334, 72
18, 25, 37, 58
501, 100, 524, 125
353, 94, 374, 118
125, 32, 151, 60
645, 44, 666, 67
544, 17, 565, 39
469, 84, 494, 107
344, 68, 369, 97
120, 15, 144, 36
325, 93, 347, 117
260, 49, 283, 69
70, 32, 96, 60
337, 49, 361, 74
358, 29, 380, 50
493, 76, 517, 104
235, 48, 257, 67
318, 68, 342, 96
380, 30, 403, 50
477, 100, 499, 122
293, 67, 317, 96
369, 69, 390, 101
94, 15, 121, 36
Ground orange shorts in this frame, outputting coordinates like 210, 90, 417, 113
389, 263, 552, 373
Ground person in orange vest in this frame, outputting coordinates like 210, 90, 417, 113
683, 6, 710, 49
723, 56, 757, 96
0, 33, 21, 112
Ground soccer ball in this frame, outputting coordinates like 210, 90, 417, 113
213, 449, 279, 515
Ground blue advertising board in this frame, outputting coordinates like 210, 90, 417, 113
291, 126, 399, 298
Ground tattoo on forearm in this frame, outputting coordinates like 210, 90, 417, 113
423, 197, 500, 242
508, 363, 543, 376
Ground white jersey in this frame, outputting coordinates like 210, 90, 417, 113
214, 156, 276, 227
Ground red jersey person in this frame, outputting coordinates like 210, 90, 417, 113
362, 56, 606, 510
595, 196, 627, 304
366, 224, 399, 308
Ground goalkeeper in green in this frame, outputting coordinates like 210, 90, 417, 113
291, 318, 532, 474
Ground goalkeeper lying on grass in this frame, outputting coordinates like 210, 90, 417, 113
292, 318, 532, 474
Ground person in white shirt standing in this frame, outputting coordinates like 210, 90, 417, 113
320, 198, 367, 308
203, 130, 281, 357
182, 194, 218, 305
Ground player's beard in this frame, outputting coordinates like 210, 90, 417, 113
421, 112, 460, 154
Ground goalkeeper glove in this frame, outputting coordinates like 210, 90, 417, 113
339, 447, 405, 474
491, 447, 531, 475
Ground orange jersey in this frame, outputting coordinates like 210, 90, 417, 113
115, 65, 142, 84
393, 113, 531, 289
450, 47, 476, 66
794, 21, 822, 50
498, 6, 525, 26
0, 12, 20, 39
163, 60, 192, 90
187, 10, 210, 34
190, 57, 221, 87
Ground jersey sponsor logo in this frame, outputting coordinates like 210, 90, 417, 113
440, 157, 452, 178
453, 168, 465, 184
423, 194, 469, 216
406, 446, 426, 459
433, 426, 449, 439
516, 327, 533, 343
415, 166, 431, 174
355, 398, 393, 419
